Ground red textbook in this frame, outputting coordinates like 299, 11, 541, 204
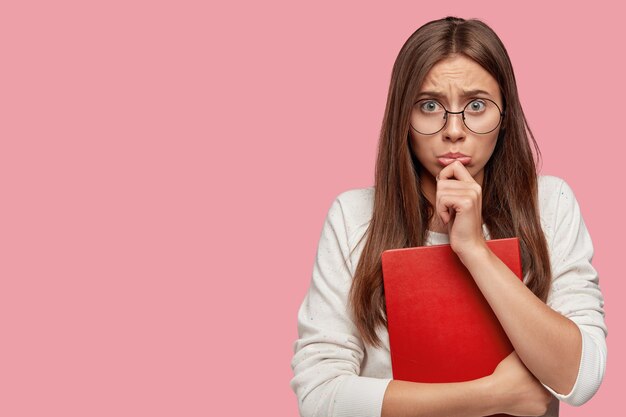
381, 237, 522, 416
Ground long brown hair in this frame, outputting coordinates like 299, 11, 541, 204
348, 16, 552, 348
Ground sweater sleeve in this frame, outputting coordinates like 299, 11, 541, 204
540, 178, 608, 406
290, 196, 392, 417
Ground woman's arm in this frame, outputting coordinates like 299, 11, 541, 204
434, 164, 606, 406
382, 350, 553, 417
456, 177, 607, 406
291, 194, 391, 417
458, 245, 581, 395
381, 377, 495, 417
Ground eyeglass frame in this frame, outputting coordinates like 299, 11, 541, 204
410, 97, 506, 135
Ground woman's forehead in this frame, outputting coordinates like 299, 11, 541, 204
419, 55, 500, 99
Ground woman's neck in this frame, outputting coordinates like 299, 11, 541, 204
428, 215, 449, 234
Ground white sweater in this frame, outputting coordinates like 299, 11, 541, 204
290, 175, 608, 417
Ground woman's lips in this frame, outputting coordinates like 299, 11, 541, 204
437, 156, 471, 166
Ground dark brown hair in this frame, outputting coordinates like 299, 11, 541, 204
348, 16, 552, 348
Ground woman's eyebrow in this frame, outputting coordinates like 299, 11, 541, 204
416, 89, 492, 99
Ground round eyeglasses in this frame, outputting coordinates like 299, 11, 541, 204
410, 98, 505, 135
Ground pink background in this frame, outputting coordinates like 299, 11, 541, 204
1, 1, 622, 416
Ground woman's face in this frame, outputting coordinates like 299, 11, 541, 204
409, 54, 503, 188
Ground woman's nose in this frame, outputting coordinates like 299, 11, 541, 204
442, 112, 466, 141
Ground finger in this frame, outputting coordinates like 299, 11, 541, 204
437, 194, 478, 224
436, 192, 449, 224
437, 195, 461, 225
436, 189, 477, 199
438, 205, 452, 224
438, 160, 473, 182
438, 160, 475, 183
448, 208, 456, 227
437, 181, 483, 202
437, 179, 481, 190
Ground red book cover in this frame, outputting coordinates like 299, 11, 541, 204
381, 237, 523, 417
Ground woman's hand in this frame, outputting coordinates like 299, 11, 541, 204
436, 160, 487, 257
489, 351, 553, 416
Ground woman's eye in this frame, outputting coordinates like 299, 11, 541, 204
467, 100, 486, 112
420, 101, 440, 112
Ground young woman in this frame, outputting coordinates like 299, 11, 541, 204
290, 16, 607, 417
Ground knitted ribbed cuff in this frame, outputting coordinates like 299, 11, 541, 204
541, 324, 605, 406
333, 376, 392, 417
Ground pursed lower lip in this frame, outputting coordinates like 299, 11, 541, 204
437, 156, 471, 166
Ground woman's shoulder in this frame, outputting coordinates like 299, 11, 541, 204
536, 174, 584, 241
537, 174, 566, 193
537, 174, 574, 207
335, 186, 375, 206
330, 186, 375, 238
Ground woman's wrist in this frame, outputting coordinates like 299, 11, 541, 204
478, 374, 502, 415
455, 240, 492, 266
381, 376, 503, 417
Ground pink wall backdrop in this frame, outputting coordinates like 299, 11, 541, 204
1, 1, 622, 416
